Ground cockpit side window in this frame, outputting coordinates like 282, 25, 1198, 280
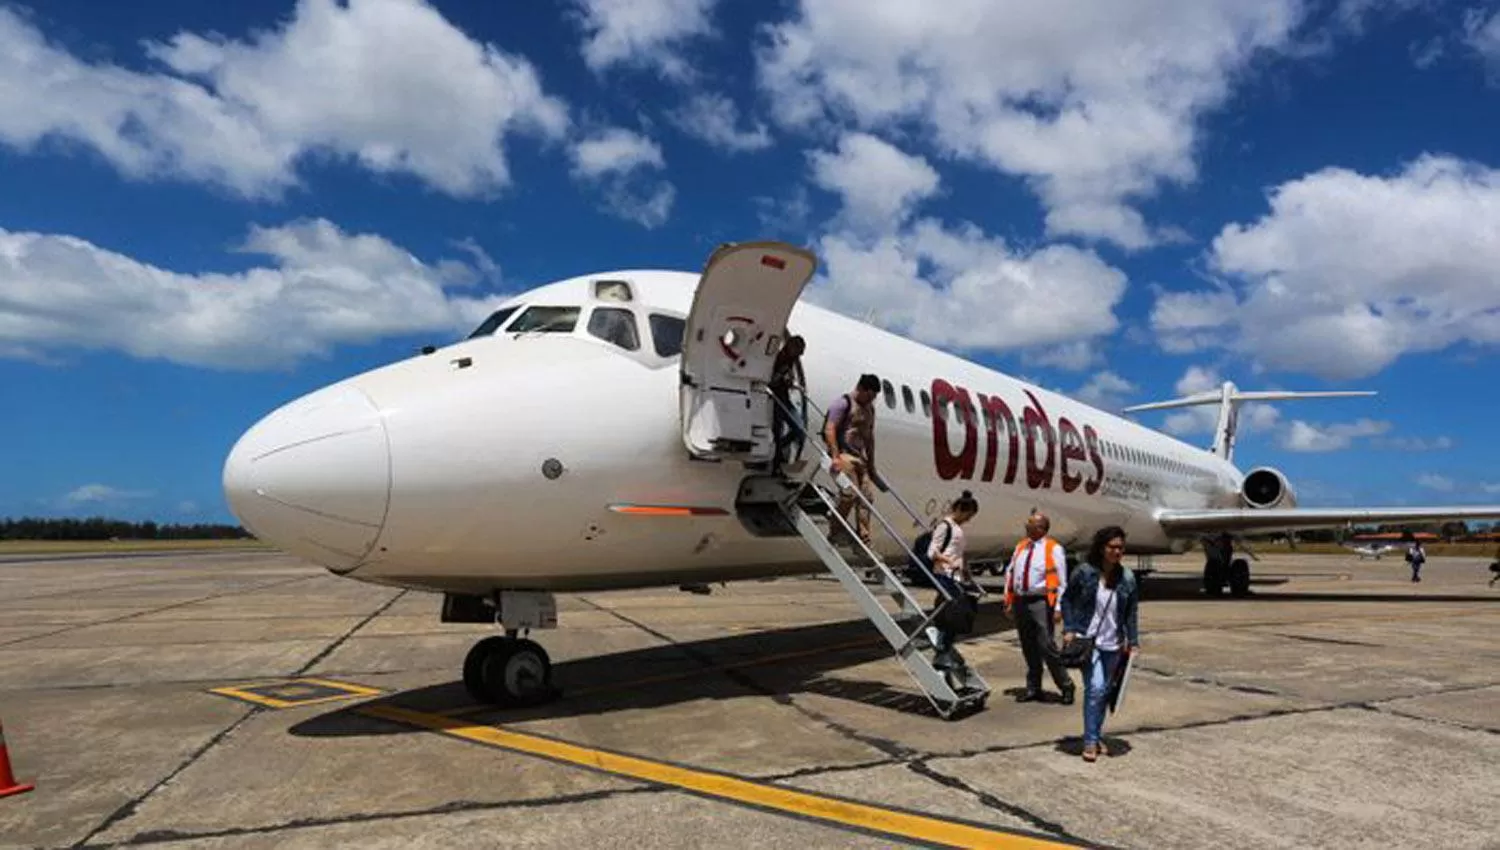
508, 306, 580, 334
587, 307, 640, 351
648, 313, 686, 358
467, 305, 519, 339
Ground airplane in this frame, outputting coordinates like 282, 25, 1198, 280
222, 240, 1500, 710
1341, 541, 1398, 560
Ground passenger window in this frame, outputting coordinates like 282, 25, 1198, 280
881, 380, 896, 409
508, 306, 580, 334
467, 306, 519, 338
901, 385, 915, 413
648, 313, 686, 358
587, 307, 640, 351
919, 390, 931, 418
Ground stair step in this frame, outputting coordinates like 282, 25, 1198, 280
782, 487, 990, 720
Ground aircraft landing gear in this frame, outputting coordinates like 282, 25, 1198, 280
1203, 557, 1252, 598
444, 590, 560, 707
1228, 557, 1251, 598
463, 634, 556, 707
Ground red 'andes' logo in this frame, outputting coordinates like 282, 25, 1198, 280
931, 379, 1104, 494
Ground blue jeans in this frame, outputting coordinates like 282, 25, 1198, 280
1083, 647, 1122, 746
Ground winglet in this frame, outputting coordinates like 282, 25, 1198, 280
1122, 381, 1375, 463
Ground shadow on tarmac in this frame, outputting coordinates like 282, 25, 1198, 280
292, 598, 1021, 737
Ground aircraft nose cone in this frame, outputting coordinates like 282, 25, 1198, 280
223, 383, 390, 572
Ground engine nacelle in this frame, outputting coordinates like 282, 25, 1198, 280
1240, 467, 1298, 509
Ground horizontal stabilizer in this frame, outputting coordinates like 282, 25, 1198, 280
1156, 505, 1500, 535
1122, 390, 1375, 414
1121, 381, 1376, 462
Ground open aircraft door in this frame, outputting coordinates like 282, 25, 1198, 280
680, 241, 817, 463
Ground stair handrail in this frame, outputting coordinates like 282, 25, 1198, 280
764, 387, 955, 601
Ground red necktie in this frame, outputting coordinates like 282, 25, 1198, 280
1023, 540, 1035, 593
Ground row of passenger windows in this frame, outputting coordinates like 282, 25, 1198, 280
868, 377, 1213, 482
467, 303, 685, 359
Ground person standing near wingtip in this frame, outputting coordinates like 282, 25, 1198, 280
1406, 539, 1426, 582
1004, 512, 1075, 704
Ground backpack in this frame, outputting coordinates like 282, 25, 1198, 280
821, 393, 852, 452
906, 518, 954, 585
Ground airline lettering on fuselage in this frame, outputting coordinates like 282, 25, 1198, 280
931, 379, 1104, 494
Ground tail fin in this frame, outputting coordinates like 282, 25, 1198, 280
1121, 381, 1375, 463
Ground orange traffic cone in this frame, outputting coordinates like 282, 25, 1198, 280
0, 718, 34, 798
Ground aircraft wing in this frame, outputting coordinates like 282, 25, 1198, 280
1156, 505, 1500, 535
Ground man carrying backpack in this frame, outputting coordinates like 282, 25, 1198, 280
823, 374, 882, 547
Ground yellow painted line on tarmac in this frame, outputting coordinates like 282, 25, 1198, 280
208, 677, 383, 709
356, 703, 1078, 849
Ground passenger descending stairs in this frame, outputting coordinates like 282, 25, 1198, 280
736, 391, 991, 720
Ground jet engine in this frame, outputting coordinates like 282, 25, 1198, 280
1240, 466, 1297, 509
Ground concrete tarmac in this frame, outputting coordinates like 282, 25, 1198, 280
1, 550, 1497, 849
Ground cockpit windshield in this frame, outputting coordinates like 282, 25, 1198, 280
587, 307, 640, 351
648, 313, 685, 358
507, 306, 581, 334
467, 306, 518, 339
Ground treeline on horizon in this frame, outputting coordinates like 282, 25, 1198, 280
0, 516, 251, 541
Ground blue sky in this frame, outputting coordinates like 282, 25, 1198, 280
1, 0, 1498, 524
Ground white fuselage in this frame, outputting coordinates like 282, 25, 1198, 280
223, 270, 1245, 594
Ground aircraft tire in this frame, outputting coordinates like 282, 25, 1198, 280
1228, 558, 1251, 598
1203, 561, 1226, 596
462, 635, 510, 704
478, 638, 556, 708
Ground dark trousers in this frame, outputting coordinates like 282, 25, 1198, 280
770, 388, 801, 467
930, 573, 966, 668
1016, 596, 1071, 693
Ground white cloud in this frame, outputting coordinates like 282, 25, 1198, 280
568, 127, 676, 228
1464, 7, 1500, 81
1152, 155, 1500, 380
1279, 418, 1391, 452
808, 133, 941, 235
756, 0, 1306, 249
568, 0, 718, 80
0, 218, 505, 370
63, 484, 152, 505
1023, 341, 1101, 373
807, 218, 1128, 353
0, 1, 572, 200
569, 127, 665, 178
1481, 482, 1500, 495
1070, 371, 1138, 412
177, 500, 201, 514
1417, 473, 1455, 492
1374, 435, 1455, 452
668, 93, 773, 153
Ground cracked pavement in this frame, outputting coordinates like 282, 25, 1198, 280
1, 549, 1497, 849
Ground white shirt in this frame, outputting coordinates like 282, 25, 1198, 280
1087, 581, 1122, 651
1005, 537, 1068, 611
927, 519, 965, 578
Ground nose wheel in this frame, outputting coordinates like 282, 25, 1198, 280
462, 635, 557, 707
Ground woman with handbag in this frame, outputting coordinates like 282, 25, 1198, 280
1060, 525, 1140, 762
926, 490, 980, 675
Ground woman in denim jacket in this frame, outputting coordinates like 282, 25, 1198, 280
1060, 525, 1140, 762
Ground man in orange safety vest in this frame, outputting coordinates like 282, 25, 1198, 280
1004, 512, 1076, 704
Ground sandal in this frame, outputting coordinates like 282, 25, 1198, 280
1082, 744, 1097, 762
1098, 741, 1110, 757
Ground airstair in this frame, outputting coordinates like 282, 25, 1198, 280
676, 240, 989, 719
739, 389, 992, 720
